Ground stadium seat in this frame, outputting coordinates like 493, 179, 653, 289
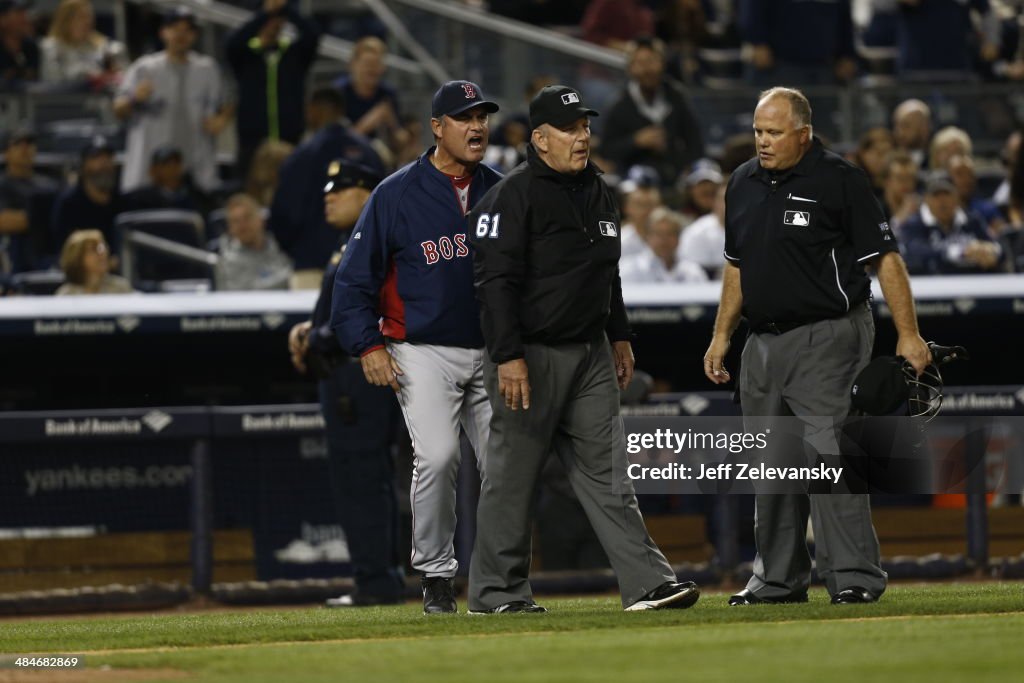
115, 209, 212, 290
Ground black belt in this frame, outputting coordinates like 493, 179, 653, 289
749, 303, 868, 337
751, 320, 807, 335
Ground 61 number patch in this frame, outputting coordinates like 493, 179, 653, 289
475, 213, 501, 239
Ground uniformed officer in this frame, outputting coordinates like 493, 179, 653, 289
287, 159, 405, 607
703, 87, 931, 605
467, 85, 700, 614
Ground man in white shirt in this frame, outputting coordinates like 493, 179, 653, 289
621, 206, 707, 283
114, 7, 233, 193
679, 177, 727, 279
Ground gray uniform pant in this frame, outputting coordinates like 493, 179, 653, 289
388, 341, 490, 578
740, 302, 888, 599
468, 337, 676, 611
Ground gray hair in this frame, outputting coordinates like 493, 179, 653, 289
646, 207, 686, 234
758, 87, 813, 131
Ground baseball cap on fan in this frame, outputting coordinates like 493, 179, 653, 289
431, 81, 499, 119
529, 85, 599, 130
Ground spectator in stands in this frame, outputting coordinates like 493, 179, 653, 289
852, 127, 894, 199
900, 173, 1003, 275
486, 76, 555, 173
947, 153, 1005, 234
332, 36, 400, 141
55, 229, 133, 294
891, 98, 932, 168
677, 158, 722, 225
602, 38, 704, 185
929, 126, 972, 171
620, 207, 708, 283
0, 0, 39, 90
213, 193, 291, 291
895, 0, 999, 79
581, 0, 654, 50
719, 132, 757, 174
880, 151, 921, 234
679, 179, 727, 278
114, 6, 233, 194
40, 0, 124, 91
1002, 127, 1024, 270
244, 139, 293, 207
120, 145, 208, 214
226, 0, 320, 179
738, 0, 857, 85
993, 130, 1021, 213
51, 136, 120, 254
269, 87, 384, 287
0, 127, 61, 272
618, 165, 663, 259
390, 114, 425, 169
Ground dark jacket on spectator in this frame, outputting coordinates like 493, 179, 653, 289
897, 0, 993, 74
226, 6, 320, 146
601, 78, 705, 185
51, 183, 121, 255
0, 172, 60, 271
739, 0, 855, 65
331, 75, 401, 134
120, 182, 208, 216
899, 205, 1001, 275
269, 121, 384, 270
0, 36, 39, 90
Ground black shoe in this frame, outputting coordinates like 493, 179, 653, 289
831, 587, 877, 605
325, 593, 403, 608
421, 576, 457, 614
626, 581, 700, 611
728, 588, 809, 606
468, 601, 548, 614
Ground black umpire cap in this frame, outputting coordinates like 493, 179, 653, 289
431, 80, 499, 119
324, 159, 384, 194
529, 85, 598, 130
851, 356, 909, 416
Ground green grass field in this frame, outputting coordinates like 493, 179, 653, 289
2, 584, 1022, 682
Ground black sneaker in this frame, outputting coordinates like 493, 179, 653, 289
422, 576, 457, 614
468, 601, 548, 614
325, 593, 403, 608
625, 581, 700, 611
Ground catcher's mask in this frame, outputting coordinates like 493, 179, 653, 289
851, 342, 969, 421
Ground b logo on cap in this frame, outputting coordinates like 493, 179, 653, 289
462, 83, 477, 99
561, 92, 580, 105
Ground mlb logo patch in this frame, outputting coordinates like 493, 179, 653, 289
784, 210, 810, 226
561, 92, 580, 105
598, 221, 617, 237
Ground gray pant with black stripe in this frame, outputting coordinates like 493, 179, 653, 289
740, 302, 888, 599
468, 337, 676, 611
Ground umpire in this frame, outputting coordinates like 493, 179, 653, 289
467, 85, 699, 614
704, 87, 931, 605
287, 159, 404, 607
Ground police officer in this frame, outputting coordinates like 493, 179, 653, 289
467, 85, 700, 614
703, 87, 931, 605
287, 159, 405, 607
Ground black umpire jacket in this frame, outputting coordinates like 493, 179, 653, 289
469, 146, 631, 364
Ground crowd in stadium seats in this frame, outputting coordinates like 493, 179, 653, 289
1, 0, 1023, 295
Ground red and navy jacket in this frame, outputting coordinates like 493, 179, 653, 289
330, 148, 503, 356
